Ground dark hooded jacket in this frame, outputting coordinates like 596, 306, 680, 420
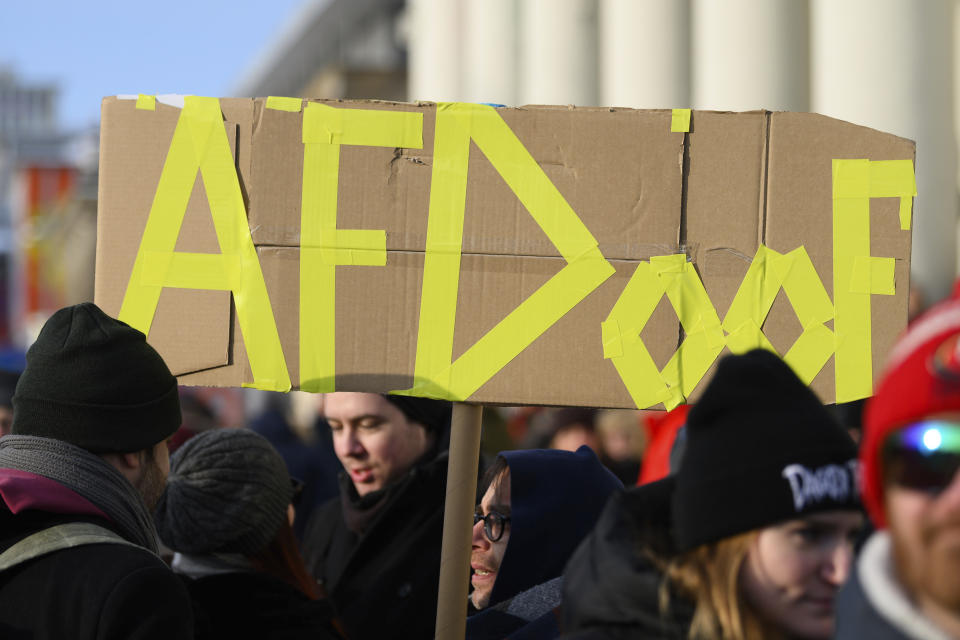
183, 571, 342, 640
0, 469, 194, 640
467, 446, 622, 640
559, 479, 693, 640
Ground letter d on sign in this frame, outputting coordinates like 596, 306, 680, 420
399, 103, 614, 401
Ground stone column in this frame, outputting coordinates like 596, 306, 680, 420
692, 0, 810, 111
812, 0, 957, 302
519, 0, 599, 105
464, 0, 519, 105
599, 0, 690, 108
408, 0, 465, 101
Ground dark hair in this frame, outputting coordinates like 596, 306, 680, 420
523, 408, 597, 449
248, 517, 321, 600
382, 395, 452, 433
548, 408, 597, 432
479, 456, 510, 503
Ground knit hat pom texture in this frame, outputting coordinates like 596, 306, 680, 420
155, 428, 294, 555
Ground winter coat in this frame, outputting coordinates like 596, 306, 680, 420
467, 446, 622, 640
560, 482, 693, 640
0, 482, 193, 640
466, 577, 563, 640
182, 571, 343, 640
836, 531, 954, 640
302, 449, 448, 640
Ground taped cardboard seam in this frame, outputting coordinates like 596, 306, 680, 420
676, 113, 692, 363
758, 111, 772, 249
849, 255, 895, 295
658, 257, 725, 406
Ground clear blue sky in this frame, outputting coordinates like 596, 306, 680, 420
0, 0, 312, 132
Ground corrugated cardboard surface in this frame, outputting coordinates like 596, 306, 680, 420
95, 101, 234, 377
764, 112, 913, 401
95, 98, 914, 408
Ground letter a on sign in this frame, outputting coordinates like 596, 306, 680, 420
118, 97, 290, 391
399, 103, 615, 401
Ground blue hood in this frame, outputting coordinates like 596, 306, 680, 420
487, 446, 622, 607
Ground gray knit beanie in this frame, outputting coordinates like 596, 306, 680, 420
155, 428, 293, 555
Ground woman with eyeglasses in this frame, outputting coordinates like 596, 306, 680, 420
154, 428, 343, 640
561, 349, 863, 640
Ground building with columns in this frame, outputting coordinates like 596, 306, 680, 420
236, 0, 958, 306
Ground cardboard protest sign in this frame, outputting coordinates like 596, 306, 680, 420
94, 96, 915, 409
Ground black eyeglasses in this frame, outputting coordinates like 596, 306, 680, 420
474, 508, 510, 542
883, 420, 960, 495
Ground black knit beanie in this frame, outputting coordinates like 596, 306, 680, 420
0, 370, 19, 409
383, 395, 452, 433
12, 302, 181, 453
671, 349, 859, 552
155, 428, 294, 555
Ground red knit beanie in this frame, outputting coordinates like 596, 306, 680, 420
863, 293, 960, 528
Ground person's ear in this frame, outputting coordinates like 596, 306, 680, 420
101, 451, 143, 472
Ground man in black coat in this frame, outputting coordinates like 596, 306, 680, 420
0, 303, 194, 639
302, 393, 452, 640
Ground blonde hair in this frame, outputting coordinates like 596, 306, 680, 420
656, 531, 783, 640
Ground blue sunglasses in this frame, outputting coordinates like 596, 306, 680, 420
883, 421, 960, 495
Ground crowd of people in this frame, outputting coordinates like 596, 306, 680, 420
1, 297, 960, 639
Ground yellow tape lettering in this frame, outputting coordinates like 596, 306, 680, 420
118, 96, 290, 391
399, 103, 614, 401
833, 158, 915, 401
299, 103, 423, 392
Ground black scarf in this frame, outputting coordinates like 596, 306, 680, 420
340, 439, 445, 535
0, 435, 160, 553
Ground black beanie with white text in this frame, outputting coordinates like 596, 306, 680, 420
671, 349, 860, 552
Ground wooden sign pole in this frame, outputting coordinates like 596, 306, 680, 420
434, 402, 484, 640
